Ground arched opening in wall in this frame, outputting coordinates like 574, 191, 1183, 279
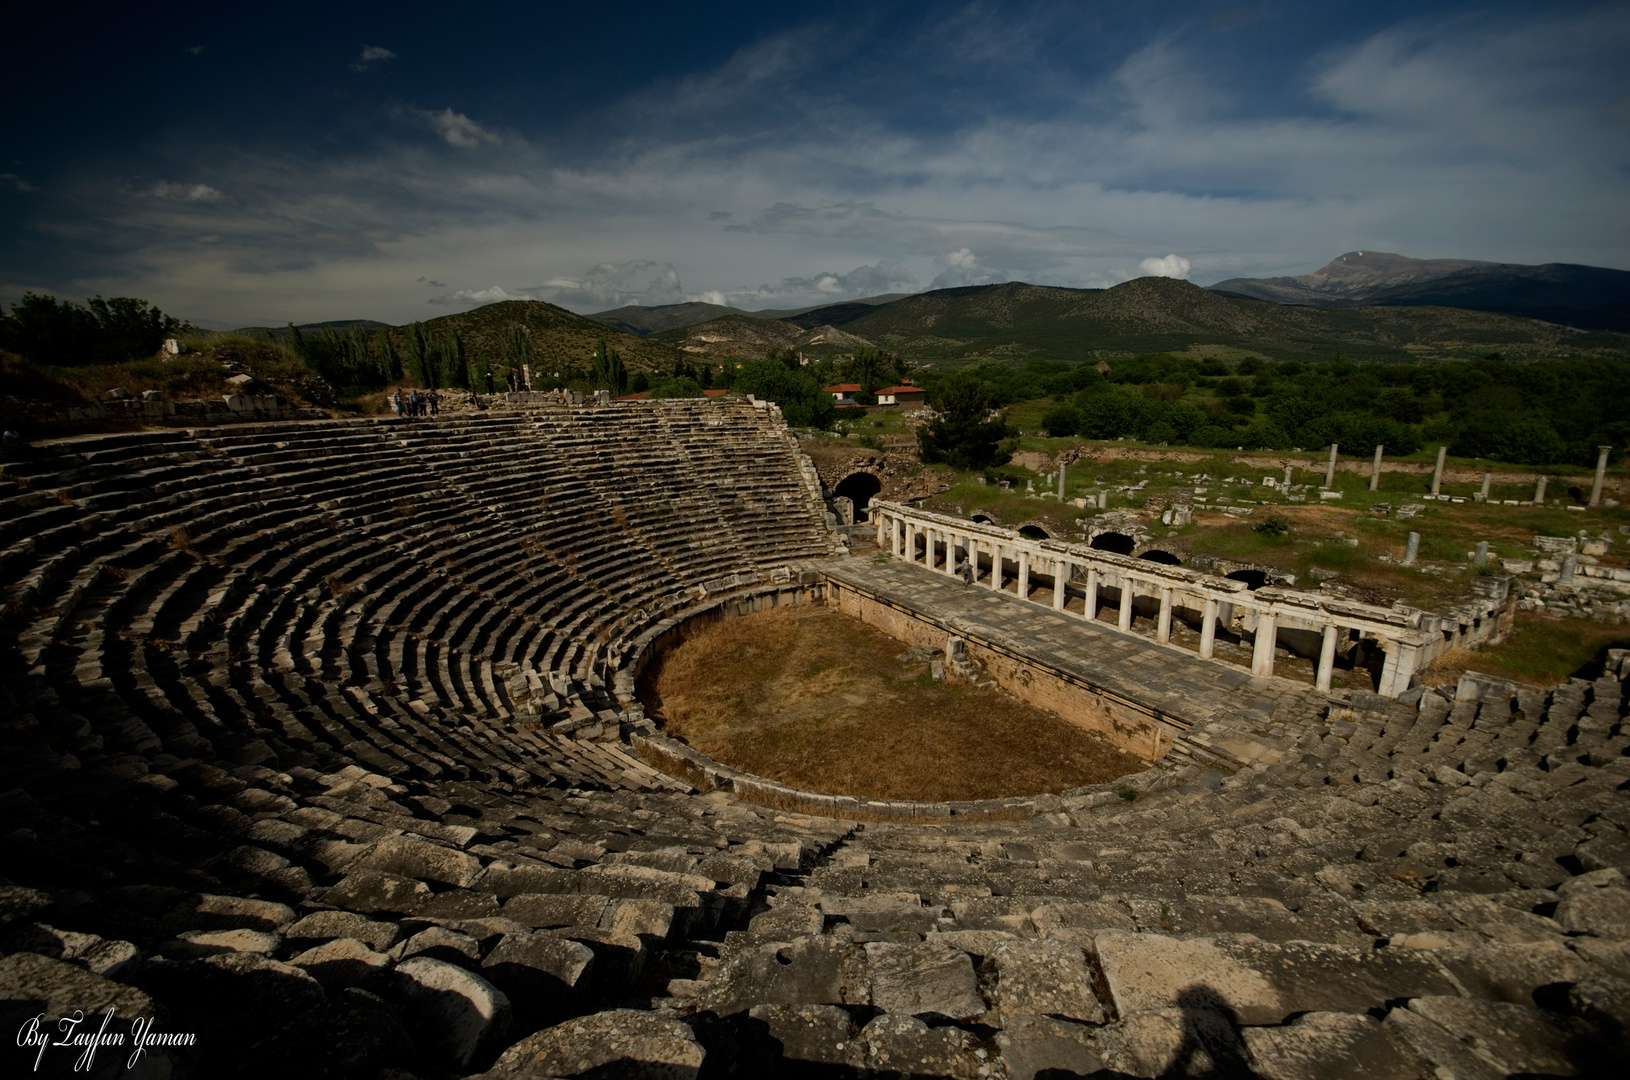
833, 473, 883, 521
1227, 569, 1269, 590
971, 513, 995, 525
1090, 532, 1135, 555
1137, 549, 1181, 565
1018, 524, 1050, 540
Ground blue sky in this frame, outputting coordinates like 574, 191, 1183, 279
4, 0, 1627, 327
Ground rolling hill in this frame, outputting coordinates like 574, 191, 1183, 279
832, 277, 1630, 362
1211, 251, 1630, 330
403, 300, 679, 373
586, 292, 911, 336
653, 315, 872, 359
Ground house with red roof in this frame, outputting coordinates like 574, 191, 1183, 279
876, 383, 926, 408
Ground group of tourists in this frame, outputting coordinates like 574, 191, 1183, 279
390, 389, 439, 418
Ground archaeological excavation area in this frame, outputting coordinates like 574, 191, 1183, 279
2, 397, 1628, 1079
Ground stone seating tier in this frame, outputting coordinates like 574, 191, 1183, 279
1, 405, 1626, 1079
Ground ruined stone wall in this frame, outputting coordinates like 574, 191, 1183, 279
827, 580, 1174, 760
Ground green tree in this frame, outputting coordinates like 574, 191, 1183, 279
377, 328, 402, 382
445, 331, 469, 389
650, 376, 703, 398
733, 358, 836, 429
1041, 405, 1079, 437
0, 292, 185, 365
403, 323, 435, 387
917, 372, 1012, 469
591, 339, 628, 394
501, 325, 532, 385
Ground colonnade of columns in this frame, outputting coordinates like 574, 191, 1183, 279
875, 502, 1433, 697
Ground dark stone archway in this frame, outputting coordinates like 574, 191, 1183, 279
1137, 549, 1181, 565
1090, 531, 1135, 555
971, 513, 995, 525
1228, 569, 1269, 590
833, 472, 883, 520
1018, 524, 1050, 540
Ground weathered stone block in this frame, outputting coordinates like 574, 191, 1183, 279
390, 956, 512, 1070
1242, 1011, 1432, 1080
481, 1008, 704, 1079
987, 939, 1105, 1023
863, 941, 985, 1020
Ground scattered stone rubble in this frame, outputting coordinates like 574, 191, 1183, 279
1, 403, 1627, 1078
1513, 532, 1630, 622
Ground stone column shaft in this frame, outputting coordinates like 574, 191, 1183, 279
1084, 568, 1099, 621
1369, 444, 1383, 492
891, 516, 902, 558
1199, 598, 1219, 659
1324, 444, 1338, 489
1403, 531, 1420, 567
1156, 586, 1173, 644
1534, 475, 1548, 504
1017, 550, 1030, 601
1053, 560, 1067, 610
1251, 610, 1277, 677
1478, 472, 1492, 502
989, 543, 1003, 591
1316, 623, 1339, 693
1590, 445, 1611, 507
1117, 575, 1134, 632
1430, 446, 1447, 495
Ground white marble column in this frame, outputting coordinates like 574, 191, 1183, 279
1017, 550, 1030, 601
1315, 623, 1340, 693
1052, 560, 1067, 610
1199, 597, 1218, 659
1156, 586, 1173, 644
989, 543, 1003, 591
891, 516, 902, 558
1084, 568, 1099, 622
1250, 610, 1277, 677
1117, 574, 1135, 632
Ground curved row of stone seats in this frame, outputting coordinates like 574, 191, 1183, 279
6, 413, 1626, 1077
589, 667, 1620, 1079
1, 410, 855, 1075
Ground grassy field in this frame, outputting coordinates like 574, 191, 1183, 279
1425, 614, 1630, 687
636, 605, 1145, 800
910, 435, 1630, 611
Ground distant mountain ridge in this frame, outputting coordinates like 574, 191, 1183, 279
586, 293, 909, 336
647, 277, 1626, 364
1211, 251, 1630, 330
222, 267, 1629, 375
233, 319, 392, 341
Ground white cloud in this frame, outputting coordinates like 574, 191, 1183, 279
351, 45, 396, 72
429, 285, 524, 305
27, 5, 1630, 327
0, 173, 38, 193
147, 181, 223, 202
689, 262, 919, 309
1136, 254, 1191, 279
423, 108, 500, 149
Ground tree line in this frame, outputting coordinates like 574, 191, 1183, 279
0, 293, 189, 367
910, 353, 1627, 467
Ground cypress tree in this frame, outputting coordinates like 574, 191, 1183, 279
378, 329, 402, 381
